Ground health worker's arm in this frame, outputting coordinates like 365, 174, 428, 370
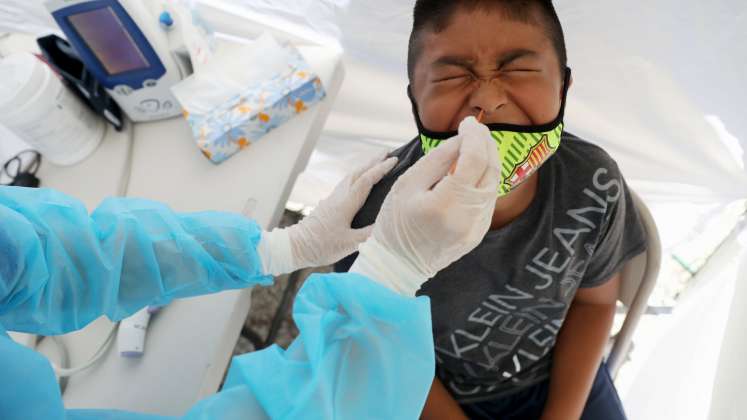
0, 187, 273, 335
540, 273, 620, 420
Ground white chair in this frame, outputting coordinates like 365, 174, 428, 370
606, 189, 663, 379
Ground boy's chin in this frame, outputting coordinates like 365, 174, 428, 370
495, 191, 514, 205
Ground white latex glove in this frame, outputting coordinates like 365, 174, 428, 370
258, 153, 398, 275
351, 117, 500, 296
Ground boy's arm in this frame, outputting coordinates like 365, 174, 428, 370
421, 377, 470, 420
540, 274, 621, 420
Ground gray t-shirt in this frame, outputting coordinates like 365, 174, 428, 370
335, 132, 648, 404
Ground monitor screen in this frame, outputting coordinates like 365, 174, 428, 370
68, 7, 150, 75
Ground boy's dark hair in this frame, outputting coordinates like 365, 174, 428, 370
407, 0, 567, 80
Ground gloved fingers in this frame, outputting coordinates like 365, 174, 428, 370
476, 140, 501, 191
431, 175, 494, 210
351, 157, 398, 201
450, 116, 492, 188
396, 135, 461, 193
316, 153, 393, 218
349, 150, 389, 184
349, 224, 374, 246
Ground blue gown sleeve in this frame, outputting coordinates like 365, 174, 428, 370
181, 273, 435, 420
0, 187, 273, 335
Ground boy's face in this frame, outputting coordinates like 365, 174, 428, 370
411, 8, 567, 132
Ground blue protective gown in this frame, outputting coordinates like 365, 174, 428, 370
0, 187, 434, 420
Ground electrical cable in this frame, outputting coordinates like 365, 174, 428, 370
51, 323, 119, 378
117, 118, 136, 197
44, 335, 70, 393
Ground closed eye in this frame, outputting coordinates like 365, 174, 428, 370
503, 68, 541, 73
433, 74, 474, 83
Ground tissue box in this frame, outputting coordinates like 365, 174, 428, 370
182, 47, 326, 164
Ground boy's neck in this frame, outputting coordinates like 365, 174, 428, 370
490, 173, 539, 230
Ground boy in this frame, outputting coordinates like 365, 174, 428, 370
336, 1, 647, 419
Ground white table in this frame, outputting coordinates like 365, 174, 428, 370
1, 30, 344, 414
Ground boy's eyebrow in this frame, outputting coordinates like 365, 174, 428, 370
431, 49, 539, 71
497, 49, 539, 68
431, 55, 476, 71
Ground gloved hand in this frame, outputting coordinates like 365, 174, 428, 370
258, 153, 398, 275
351, 116, 500, 296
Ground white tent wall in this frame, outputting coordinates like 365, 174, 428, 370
709, 228, 747, 420
0, 0, 59, 37
2, 1, 747, 418
618, 220, 747, 419
191, 0, 747, 204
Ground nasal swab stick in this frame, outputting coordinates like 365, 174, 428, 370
449, 110, 485, 175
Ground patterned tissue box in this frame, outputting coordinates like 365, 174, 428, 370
181, 47, 326, 164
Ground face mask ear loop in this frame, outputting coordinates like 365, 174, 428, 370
557, 67, 572, 119
407, 85, 429, 135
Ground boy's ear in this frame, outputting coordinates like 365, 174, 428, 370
563, 74, 574, 101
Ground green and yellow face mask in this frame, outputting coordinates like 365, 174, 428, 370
410, 68, 571, 197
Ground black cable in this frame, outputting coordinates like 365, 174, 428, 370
1, 150, 42, 187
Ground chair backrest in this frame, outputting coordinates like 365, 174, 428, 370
607, 189, 662, 378
619, 249, 648, 308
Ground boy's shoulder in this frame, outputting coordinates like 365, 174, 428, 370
385, 137, 424, 180
552, 131, 622, 179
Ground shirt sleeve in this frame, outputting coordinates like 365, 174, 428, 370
581, 169, 648, 288
0, 187, 273, 335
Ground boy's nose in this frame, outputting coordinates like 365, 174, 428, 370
469, 79, 509, 121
